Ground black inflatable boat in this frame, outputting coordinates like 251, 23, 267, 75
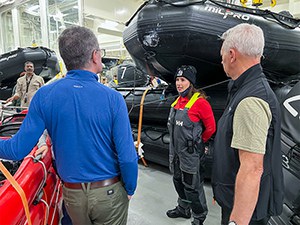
123, 0, 300, 86
120, 1, 300, 223
0, 46, 60, 100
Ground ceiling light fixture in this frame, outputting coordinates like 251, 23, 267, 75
115, 8, 127, 15
100, 20, 119, 30
0, 0, 14, 7
27, 4, 40, 13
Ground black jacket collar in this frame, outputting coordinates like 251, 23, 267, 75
228, 64, 264, 95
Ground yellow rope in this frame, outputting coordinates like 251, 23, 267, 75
136, 88, 150, 167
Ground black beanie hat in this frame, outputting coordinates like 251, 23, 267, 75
175, 65, 197, 86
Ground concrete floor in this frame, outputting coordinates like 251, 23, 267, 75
128, 162, 221, 225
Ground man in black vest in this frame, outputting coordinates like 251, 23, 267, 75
212, 23, 284, 225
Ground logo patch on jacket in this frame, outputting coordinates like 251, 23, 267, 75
176, 120, 183, 126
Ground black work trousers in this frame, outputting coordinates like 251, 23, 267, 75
221, 206, 270, 225
172, 155, 208, 222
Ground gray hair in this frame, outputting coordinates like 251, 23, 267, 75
221, 23, 264, 58
58, 26, 100, 71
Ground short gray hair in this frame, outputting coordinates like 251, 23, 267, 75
58, 26, 100, 71
221, 23, 264, 58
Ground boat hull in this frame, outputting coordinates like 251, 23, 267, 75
0, 145, 62, 224
123, 0, 300, 86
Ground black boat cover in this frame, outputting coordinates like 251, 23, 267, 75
123, 0, 300, 87
281, 81, 300, 145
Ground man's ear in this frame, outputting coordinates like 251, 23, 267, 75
229, 49, 236, 63
91, 50, 99, 64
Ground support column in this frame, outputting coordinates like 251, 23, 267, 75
12, 8, 20, 48
39, 0, 49, 47
78, 0, 84, 26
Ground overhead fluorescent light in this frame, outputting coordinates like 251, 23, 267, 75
0, 0, 15, 6
100, 20, 119, 30
27, 5, 40, 12
115, 8, 127, 15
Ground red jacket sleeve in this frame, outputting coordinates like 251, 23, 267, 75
188, 98, 216, 143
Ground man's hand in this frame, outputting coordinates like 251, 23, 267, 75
128, 195, 132, 200
35, 145, 48, 159
6, 96, 14, 103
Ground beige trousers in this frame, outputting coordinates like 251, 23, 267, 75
62, 181, 129, 225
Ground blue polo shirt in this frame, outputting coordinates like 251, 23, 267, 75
0, 70, 138, 195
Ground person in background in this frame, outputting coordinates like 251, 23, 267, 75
101, 76, 108, 86
6, 61, 44, 107
167, 65, 216, 225
0, 26, 138, 225
212, 23, 284, 225
20, 71, 26, 77
113, 74, 118, 85
10, 72, 26, 109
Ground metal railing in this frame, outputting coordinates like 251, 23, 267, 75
0, 100, 28, 122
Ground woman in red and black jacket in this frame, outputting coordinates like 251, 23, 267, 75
167, 65, 216, 225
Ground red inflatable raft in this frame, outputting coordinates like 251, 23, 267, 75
0, 112, 62, 225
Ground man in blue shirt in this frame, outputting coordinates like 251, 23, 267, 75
0, 26, 138, 225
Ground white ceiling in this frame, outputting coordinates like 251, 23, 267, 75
84, 0, 143, 24
261, 0, 300, 17
84, 0, 144, 56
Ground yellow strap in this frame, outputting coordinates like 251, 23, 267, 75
270, 0, 276, 7
185, 93, 201, 109
171, 93, 201, 108
252, 0, 263, 6
171, 97, 180, 108
240, 0, 248, 7
0, 161, 32, 225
